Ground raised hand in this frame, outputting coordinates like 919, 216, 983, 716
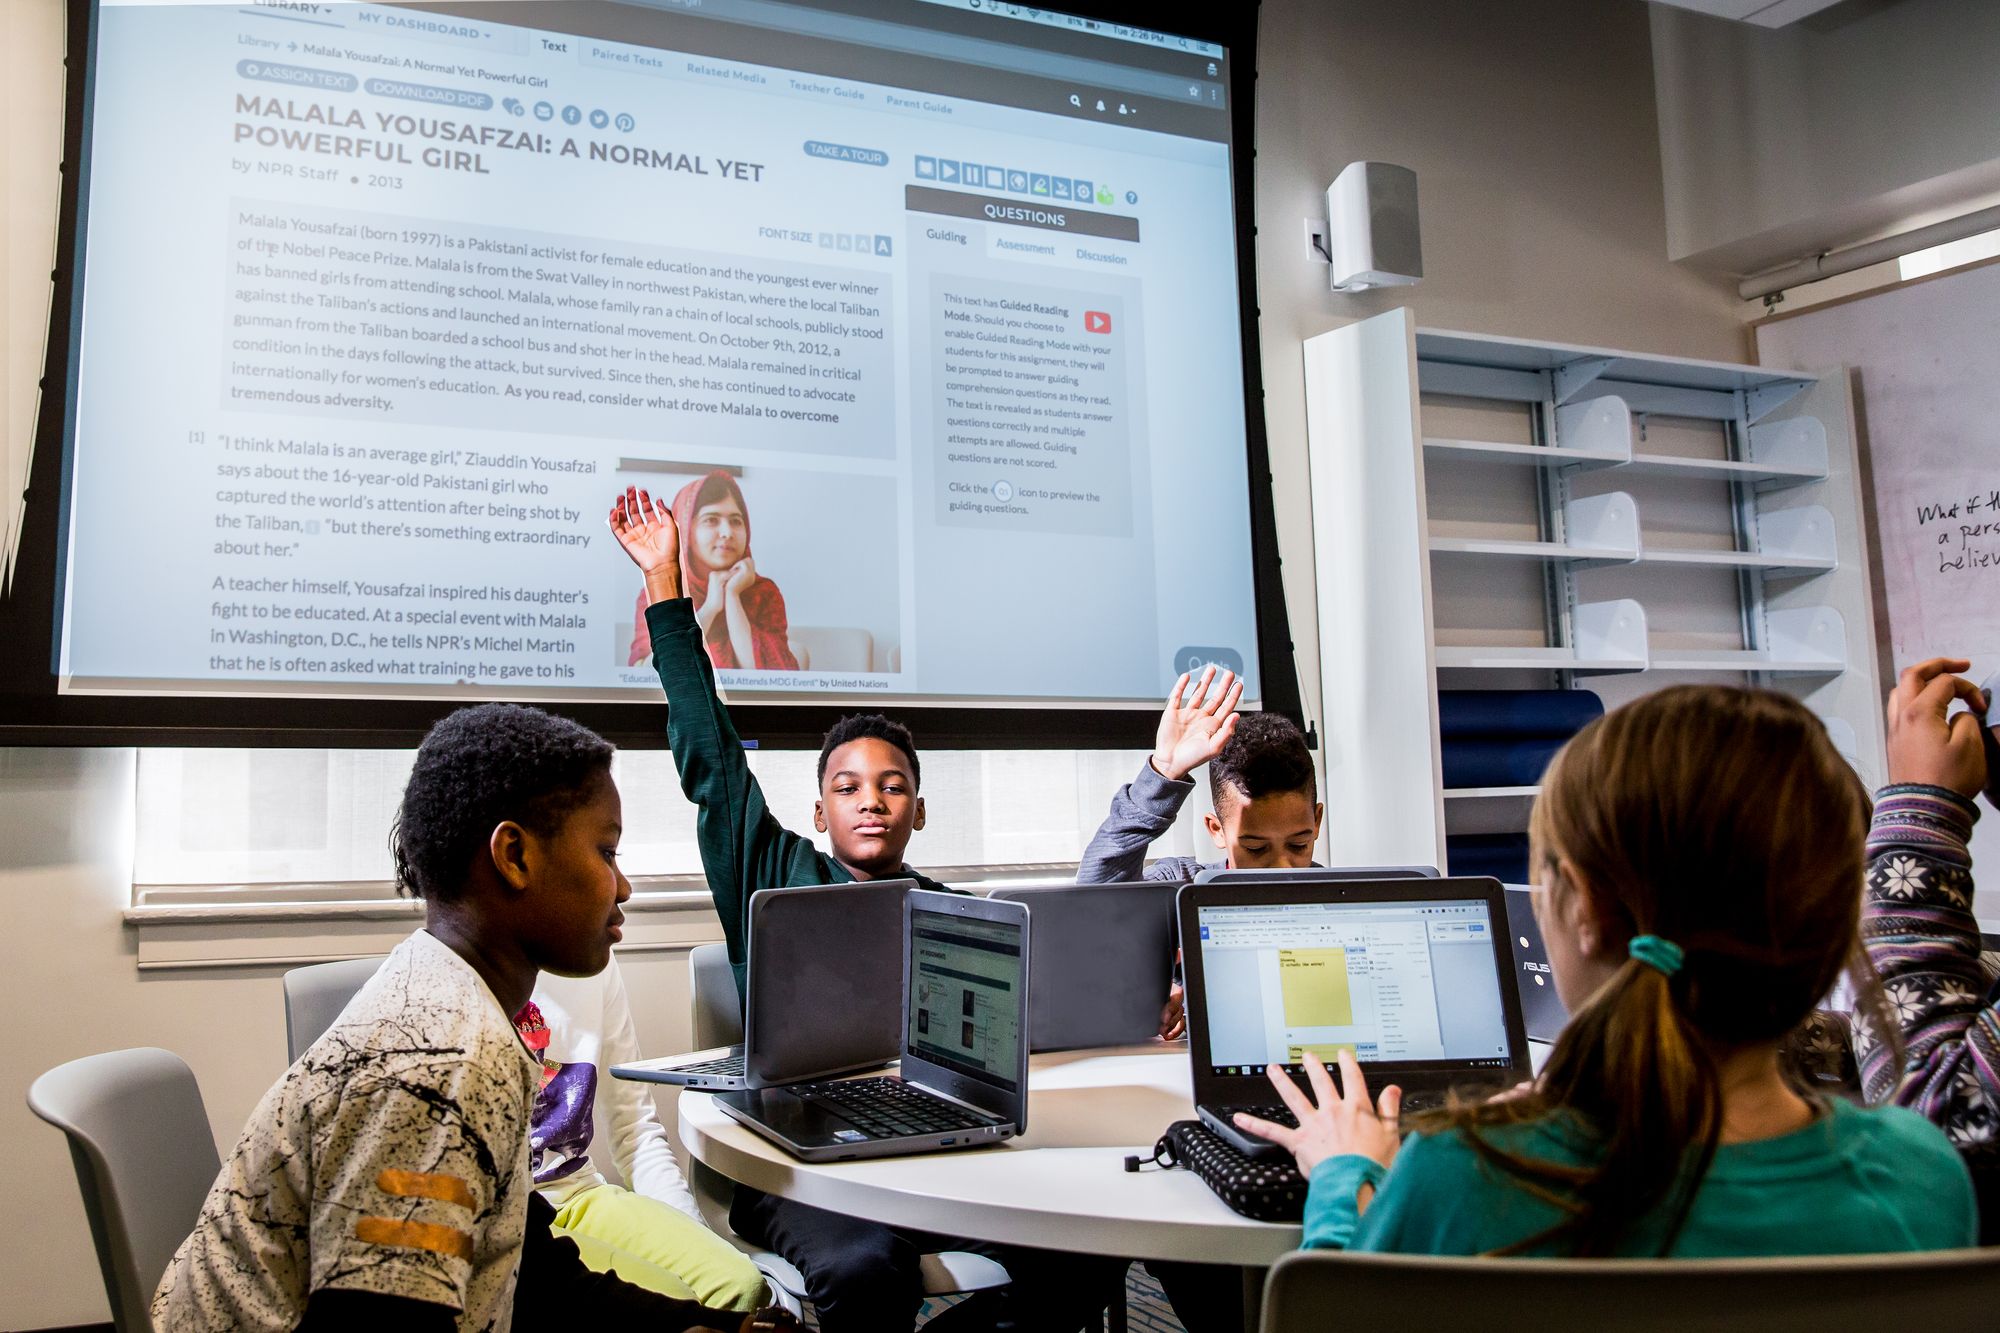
1885, 657, 1988, 797
1233, 1049, 1402, 1178
609, 486, 682, 604
1151, 666, 1245, 782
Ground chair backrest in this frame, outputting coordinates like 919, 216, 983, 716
1260, 1247, 2000, 1332
27, 1048, 222, 1332
690, 942, 744, 1049
283, 956, 383, 1062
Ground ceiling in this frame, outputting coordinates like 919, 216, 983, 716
1648, 0, 1850, 26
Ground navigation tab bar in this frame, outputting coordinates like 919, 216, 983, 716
906, 184, 1139, 242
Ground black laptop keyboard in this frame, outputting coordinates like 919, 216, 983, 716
1217, 1090, 1442, 1129
1218, 1103, 1301, 1131
793, 1077, 1000, 1138
674, 1053, 745, 1076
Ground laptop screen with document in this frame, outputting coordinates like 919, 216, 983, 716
906, 905, 1027, 1094
1194, 897, 1517, 1078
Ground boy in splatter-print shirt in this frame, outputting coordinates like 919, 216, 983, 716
153, 704, 796, 1333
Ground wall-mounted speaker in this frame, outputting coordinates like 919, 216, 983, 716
1326, 161, 1422, 292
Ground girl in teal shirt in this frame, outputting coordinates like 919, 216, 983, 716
1237, 685, 1976, 1258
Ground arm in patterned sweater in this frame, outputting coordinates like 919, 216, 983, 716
1856, 786, 1994, 1154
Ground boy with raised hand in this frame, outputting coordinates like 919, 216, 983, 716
611, 485, 1123, 1333
1079, 666, 1323, 882
1076, 675, 1324, 1333
610, 484, 947, 999
153, 703, 797, 1333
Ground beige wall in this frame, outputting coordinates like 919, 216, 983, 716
2, 0, 1744, 1326
1253, 0, 1739, 744
1652, 0, 2000, 276
3, 0, 64, 588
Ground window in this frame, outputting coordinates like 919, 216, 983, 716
1899, 227, 2000, 282
131, 746, 1203, 908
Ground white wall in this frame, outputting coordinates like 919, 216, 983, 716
2, 1, 1748, 1326
1652, 0, 2000, 276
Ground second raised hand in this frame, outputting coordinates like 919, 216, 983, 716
609, 485, 682, 605
1151, 665, 1245, 782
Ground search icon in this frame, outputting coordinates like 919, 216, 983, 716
1068, 94, 1081, 107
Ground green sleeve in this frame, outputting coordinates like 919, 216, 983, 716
1300, 1155, 1388, 1250
1305, 1132, 1499, 1255
646, 598, 829, 974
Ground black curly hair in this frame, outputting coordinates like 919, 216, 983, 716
1209, 712, 1314, 810
391, 703, 616, 902
817, 713, 920, 791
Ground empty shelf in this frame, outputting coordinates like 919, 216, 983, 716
1635, 548, 1834, 576
1622, 452, 1825, 488
1443, 786, 1541, 800
1422, 437, 1627, 469
1434, 646, 1648, 673
1435, 599, 1649, 675
1430, 536, 1638, 567
1644, 606, 1849, 676
1645, 649, 1843, 677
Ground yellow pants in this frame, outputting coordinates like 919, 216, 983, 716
551, 1182, 769, 1312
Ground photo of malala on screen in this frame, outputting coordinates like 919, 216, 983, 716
617, 463, 904, 680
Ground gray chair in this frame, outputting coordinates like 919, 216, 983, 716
1259, 1247, 2000, 1332
690, 941, 745, 1050
27, 1048, 221, 1332
681, 944, 1025, 1315
282, 956, 383, 1062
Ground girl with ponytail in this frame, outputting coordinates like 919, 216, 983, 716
1238, 685, 1976, 1257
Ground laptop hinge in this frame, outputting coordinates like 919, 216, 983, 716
906, 1078, 1006, 1124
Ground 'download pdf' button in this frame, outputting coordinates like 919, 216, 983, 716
905, 185, 1139, 243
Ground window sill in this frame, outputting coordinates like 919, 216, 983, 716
127, 881, 720, 971
124, 863, 1082, 970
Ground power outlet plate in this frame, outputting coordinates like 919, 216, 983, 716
1304, 216, 1330, 264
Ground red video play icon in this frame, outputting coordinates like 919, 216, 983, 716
1085, 310, 1112, 334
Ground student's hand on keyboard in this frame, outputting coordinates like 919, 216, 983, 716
1233, 1049, 1401, 1179
1158, 981, 1186, 1040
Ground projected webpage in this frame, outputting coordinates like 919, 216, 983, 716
58, 0, 1259, 706
1197, 900, 1515, 1072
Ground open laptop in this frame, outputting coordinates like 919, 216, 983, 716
986, 881, 1181, 1051
1503, 885, 1567, 1043
611, 880, 910, 1090
1180, 876, 1531, 1160
713, 890, 1030, 1162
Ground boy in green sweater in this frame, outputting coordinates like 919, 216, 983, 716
611, 485, 1122, 1333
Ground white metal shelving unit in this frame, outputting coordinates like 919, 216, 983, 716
1302, 312, 1887, 873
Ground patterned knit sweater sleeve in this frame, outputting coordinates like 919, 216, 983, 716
1856, 784, 1997, 1160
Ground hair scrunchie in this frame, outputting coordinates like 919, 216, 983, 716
1628, 934, 1684, 977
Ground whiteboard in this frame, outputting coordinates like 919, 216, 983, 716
1757, 265, 2000, 905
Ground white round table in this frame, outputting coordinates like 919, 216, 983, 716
679, 1045, 1301, 1325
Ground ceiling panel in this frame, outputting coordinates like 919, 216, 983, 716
1650, 0, 1850, 25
